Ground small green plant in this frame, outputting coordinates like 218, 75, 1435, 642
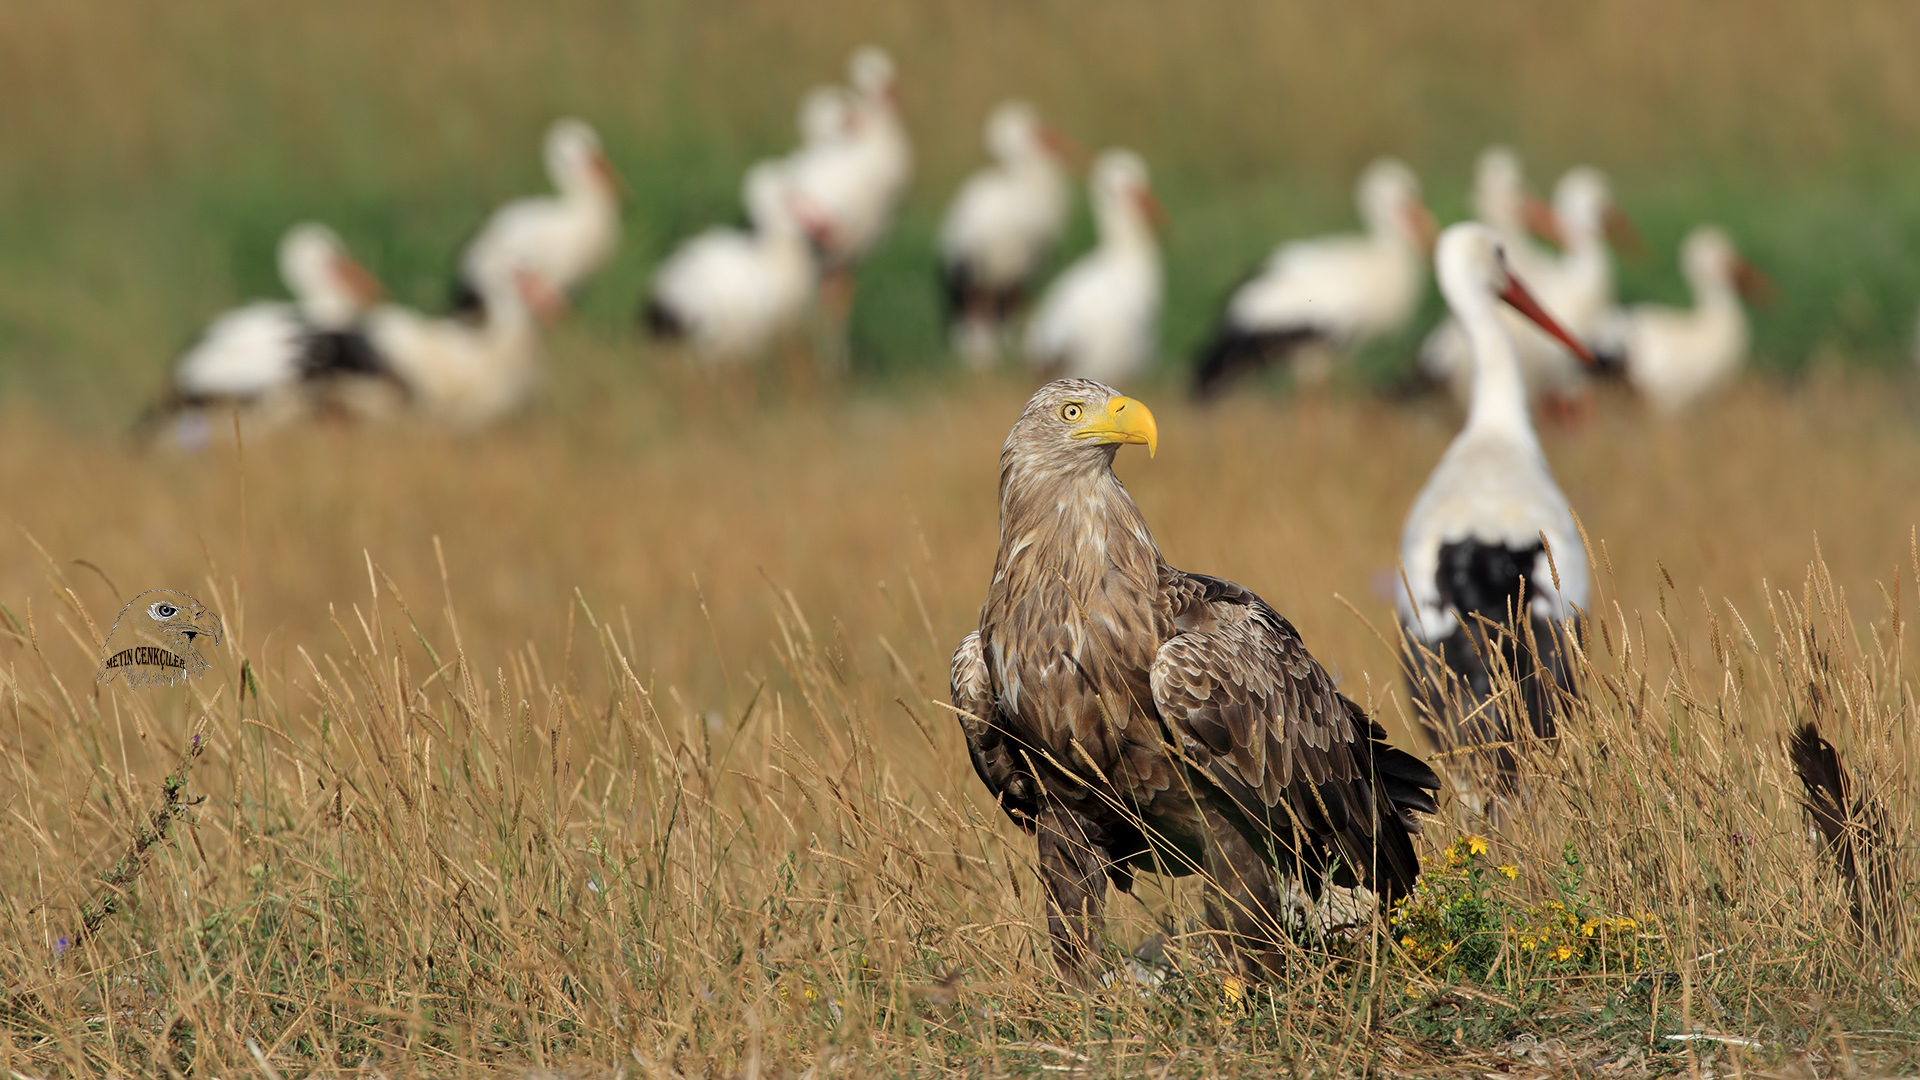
1392, 835, 1661, 984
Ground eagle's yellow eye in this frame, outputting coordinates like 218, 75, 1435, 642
149, 602, 179, 620
1059, 403, 1084, 423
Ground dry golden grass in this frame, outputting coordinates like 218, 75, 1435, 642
1, 346, 1918, 1076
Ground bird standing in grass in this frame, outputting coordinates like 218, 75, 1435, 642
643, 162, 822, 365
1422, 167, 1634, 414
452, 119, 623, 320
937, 101, 1075, 368
1397, 223, 1593, 805
1594, 226, 1771, 414
1192, 158, 1434, 398
1022, 151, 1164, 384
146, 223, 388, 444
951, 379, 1439, 983
363, 259, 557, 428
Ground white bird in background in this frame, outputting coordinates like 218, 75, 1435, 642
786, 46, 913, 272
1191, 158, 1435, 398
453, 118, 623, 319
796, 85, 856, 150
1595, 225, 1771, 414
365, 260, 557, 428
643, 162, 821, 364
1398, 223, 1594, 796
937, 101, 1076, 368
1466, 146, 1559, 283
154, 223, 389, 440
1422, 166, 1637, 412
1022, 149, 1164, 384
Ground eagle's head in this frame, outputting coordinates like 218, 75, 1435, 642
98, 589, 223, 689
1003, 379, 1158, 477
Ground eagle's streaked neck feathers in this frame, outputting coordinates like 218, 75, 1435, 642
997, 443, 1162, 586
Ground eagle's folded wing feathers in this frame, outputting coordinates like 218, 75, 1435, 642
1151, 571, 1437, 901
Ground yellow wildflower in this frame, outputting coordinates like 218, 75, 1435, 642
1520, 936, 1537, 951
1223, 975, 1246, 1005
1614, 917, 1637, 931
1467, 836, 1489, 856
1582, 917, 1604, 937
1401, 935, 1417, 950
1552, 945, 1574, 961
1498, 865, 1519, 880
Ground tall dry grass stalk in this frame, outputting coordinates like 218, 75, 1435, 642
0, 379, 1917, 1075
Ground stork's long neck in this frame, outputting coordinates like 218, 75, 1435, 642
1094, 195, 1154, 257
1689, 263, 1740, 315
1460, 295, 1539, 447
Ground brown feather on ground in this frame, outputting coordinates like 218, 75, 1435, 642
1788, 722, 1898, 947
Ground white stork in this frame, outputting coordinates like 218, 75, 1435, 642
1422, 167, 1635, 411
785, 46, 912, 270
642, 161, 820, 364
1397, 222, 1594, 793
364, 260, 557, 428
1022, 149, 1163, 384
453, 118, 622, 318
150, 223, 388, 442
1192, 158, 1435, 398
1595, 225, 1770, 414
937, 101, 1075, 367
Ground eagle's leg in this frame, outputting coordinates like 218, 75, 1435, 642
1198, 805, 1289, 980
1035, 807, 1109, 985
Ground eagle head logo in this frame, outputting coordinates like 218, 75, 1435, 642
97, 589, 223, 688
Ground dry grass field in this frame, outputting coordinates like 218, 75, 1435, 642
6, 1, 1920, 1076
1, 349, 1919, 1076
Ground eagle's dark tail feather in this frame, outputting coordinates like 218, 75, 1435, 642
1789, 723, 1898, 945
1357, 710, 1441, 905
1192, 324, 1321, 401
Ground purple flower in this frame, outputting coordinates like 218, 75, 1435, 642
54, 937, 69, 955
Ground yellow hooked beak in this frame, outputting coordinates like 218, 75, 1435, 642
1071, 395, 1158, 458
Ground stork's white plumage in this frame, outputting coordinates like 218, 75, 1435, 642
938, 101, 1074, 366
1596, 226, 1767, 414
365, 262, 553, 428
1022, 149, 1162, 384
171, 223, 386, 403
1398, 223, 1593, 787
1192, 159, 1434, 397
643, 162, 819, 363
455, 119, 621, 317
1422, 167, 1630, 407
785, 47, 912, 268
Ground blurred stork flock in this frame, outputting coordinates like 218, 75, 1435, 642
140, 46, 1790, 438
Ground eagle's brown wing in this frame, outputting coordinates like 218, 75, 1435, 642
1150, 570, 1438, 902
951, 631, 1040, 830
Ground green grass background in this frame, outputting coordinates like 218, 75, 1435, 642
4, 0, 1920, 424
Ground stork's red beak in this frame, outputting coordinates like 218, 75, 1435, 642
1133, 187, 1168, 233
1499, 273, 1594, 365
591, 150, 630, 198
1522, 196, 1565, 248
331, 254, 387, 307
1733, 258, 1776, 307
1404, 203, 1439, 252
1605, 205, 1648, 260
1038, 124, 1083, 164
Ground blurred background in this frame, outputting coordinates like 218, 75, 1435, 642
6, 0, 1920, 423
